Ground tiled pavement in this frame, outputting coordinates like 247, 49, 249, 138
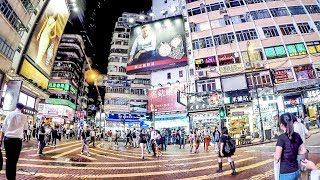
0, 138, 319, 180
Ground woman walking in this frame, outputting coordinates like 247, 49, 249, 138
274, 113, 307, 180
216, 127, 237, 175
139, 129, 148, 159
188, 130, 194, 153
80, 126, 91, 156
155, 130, 163, 158
194, 128, 201, 153
204, 128, 211, 152
212, 127, 220, 152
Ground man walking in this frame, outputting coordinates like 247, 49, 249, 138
90, 128, 96, 147
0, 103, 28, 180
37, 122, 46, 155
149, 127, 157, 157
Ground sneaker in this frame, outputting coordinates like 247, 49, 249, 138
81, 152, 83, 155
87, 154, 91, 157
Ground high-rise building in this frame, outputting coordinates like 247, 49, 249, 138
102, 12, 151, 131
38, 34, 88, 127
186, 0, 320, 140
0, 0, 71, 124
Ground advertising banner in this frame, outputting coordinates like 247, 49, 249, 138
188, 93, 220, 112
241, 49, 263, 69
38, 103, 74, 118
219, 63, 244, 75
3, 80, 23, 111
148, 85, 185, 113
293, 64, 316, 81
272, 68, 295, 84
130, 101, 147, 113
19, 59, 49, 89
127, 16, 187, 73
20, 0, 70, 88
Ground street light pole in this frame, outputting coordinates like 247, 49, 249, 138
247, 41, 264, 142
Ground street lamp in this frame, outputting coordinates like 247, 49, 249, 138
247, 41, 264, 142
85, 69, 101, 84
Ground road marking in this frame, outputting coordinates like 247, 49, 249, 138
178, 158, 274, 180
51, 148, 81, 158
0, 170, 68, 177
90, 148, 124, 160
77, 154, 97, 161
29, 143, 80, 156
246, 170, 274, 180
21, 141, 79, 153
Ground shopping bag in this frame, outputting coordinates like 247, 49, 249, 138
274, 160, 280, 180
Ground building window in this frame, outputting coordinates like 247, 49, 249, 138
288, 6, 307, 15
20, 0, 34, 14
315, 21, 320, 31
197, 79, 216, 92
244, 0, 263, 5
187, 6, 206, 16
206, 2, 225, 12
122, 57, 128, 63
213, 32, 235, 45
115, 40, 122, 45
186, 0, 198, 3
167, 73, 171, 79
110, 48, 128, 54
264, 45, 287, 60
235, 29, 258, 42
250, 9, 271, 20
0, 0, 25, 36
192, 39, 200, 50
270, 7, 290, 17
262, 26, 279, 38
246, 73, 272, 89
279, 24, 297, 35
225, 0, 245, 8
306, 41, 320, 54
0, 37, 15, 60
297, 22, 313, 34
231, 13, 251, 24
286, 43, 307, 57
305, 5, 320, 14
179, 70, 183, 77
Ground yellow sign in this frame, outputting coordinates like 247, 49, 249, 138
219, 63, 244, 75
19, 60, 49, 89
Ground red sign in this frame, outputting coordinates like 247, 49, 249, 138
273, 69, 295, 84
76, 111, 85, 120
148, 85, 186, 112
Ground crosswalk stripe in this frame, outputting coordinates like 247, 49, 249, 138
20, 141, 79, 153
29, 142, 80, 156
77, 154, 97, 161
90, 148, 124, 160
178, 158, 274, 180
51, 148, 81, 158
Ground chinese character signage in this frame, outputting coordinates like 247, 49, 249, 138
230, 95, 250, 103
48, 83, 77, 94
148, 85, 186, 112
219, 63, 244, 75
241, 49, 263, 69
127, 16, 187, 74
284, 95, 301, 107
293, 64, 316, 81
272, 68, 295, 84
187, 93, 220, 112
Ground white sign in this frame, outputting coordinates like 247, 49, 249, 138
3, 81, 23, 111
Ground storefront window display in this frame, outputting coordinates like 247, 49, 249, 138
303, 90, 320, 121
283, 95, 304, 117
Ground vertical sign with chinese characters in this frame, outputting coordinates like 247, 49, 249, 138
148, 85, 186, 112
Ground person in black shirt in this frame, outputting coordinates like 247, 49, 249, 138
275, 113, 307, 180
139, 129, 148, 159
216, 127, 237, 175
37, 122, 46, 155
51, 126, 58, 147
80, 126, 91, 156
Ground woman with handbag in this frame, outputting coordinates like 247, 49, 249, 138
274, 113, 307, 180
212, 127, 220, 152
80, 126, 91, 157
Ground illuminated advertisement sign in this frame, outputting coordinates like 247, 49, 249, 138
148, 85, 186, 113
127, 16, 187, 73
48, 83, 77, 94
19, 60, 49, 89
272, 68, 295, 84
38, 103, 74, 118
219, 63, 244, 75
20, 0, 70, 88
241, 49, 263, 69
47, 98, 76, 109
264, 46, 287, 60
3, 81, 22, 111
286, 43, 307, 57
293, 64, 316, 81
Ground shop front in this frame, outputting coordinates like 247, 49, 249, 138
37, 103, 75, 127
303, 89, 320, 121
283, 95, 304, 117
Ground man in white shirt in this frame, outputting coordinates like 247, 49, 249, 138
128, 24, 156, 65
149, 127, 157, 156
89, 128, 96, 147
0, 103, 28, 180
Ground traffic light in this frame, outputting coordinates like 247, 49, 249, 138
146, 112, 152, 121
225, 105, 231, 116
219, 107, 225, 119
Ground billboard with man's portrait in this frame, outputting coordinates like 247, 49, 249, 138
19, 0, 70, 88
127, 16, 188, 74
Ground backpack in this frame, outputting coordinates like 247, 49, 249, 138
224, 136, 236, 154
132, 132, 136, 138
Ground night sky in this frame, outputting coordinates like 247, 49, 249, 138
64, 0, 152, 109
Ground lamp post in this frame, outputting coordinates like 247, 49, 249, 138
247, 41, 264, 142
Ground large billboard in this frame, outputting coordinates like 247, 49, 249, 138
148, 85, 186, 113
127, 16, 187, 74
3, 81, 23, 111
19, 0, 70, 88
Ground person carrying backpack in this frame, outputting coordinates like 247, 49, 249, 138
216, 127, 237, 175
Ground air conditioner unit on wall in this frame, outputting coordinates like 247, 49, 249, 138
197, 70, 207, 78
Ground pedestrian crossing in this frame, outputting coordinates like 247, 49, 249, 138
0, 140, 286, 179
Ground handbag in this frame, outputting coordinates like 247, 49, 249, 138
274, 160, 280, 180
